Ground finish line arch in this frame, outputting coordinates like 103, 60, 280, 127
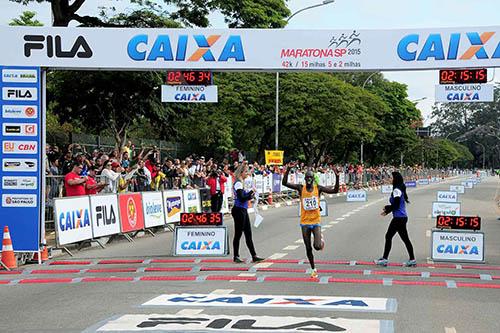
0, 25, 499, 254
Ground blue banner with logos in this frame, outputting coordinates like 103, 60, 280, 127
0, 66, 42, 252
405, 181, 417, 188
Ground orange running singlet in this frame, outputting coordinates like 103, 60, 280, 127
300, 185, 321, 226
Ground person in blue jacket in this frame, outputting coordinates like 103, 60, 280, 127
375, 171, 416, 267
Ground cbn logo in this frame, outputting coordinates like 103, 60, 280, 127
127, 34, 245, 62
398, 32, 500, 61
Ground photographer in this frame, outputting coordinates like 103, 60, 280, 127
206, 167, 227, 212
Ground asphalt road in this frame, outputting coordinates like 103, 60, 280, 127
1, 175, 499, 333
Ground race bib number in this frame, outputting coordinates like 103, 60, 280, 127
302, 197, 319, 211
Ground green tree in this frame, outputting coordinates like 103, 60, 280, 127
9, 10, 43, 26
9, 0, 290, 27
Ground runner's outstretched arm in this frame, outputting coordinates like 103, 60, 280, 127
282, 164, 302, 192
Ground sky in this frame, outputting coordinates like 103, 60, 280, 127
2, 0, 500, 125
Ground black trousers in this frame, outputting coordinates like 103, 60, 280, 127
211, 192, 223, 212
231, 206, 257, 259
383, 217, 415, 260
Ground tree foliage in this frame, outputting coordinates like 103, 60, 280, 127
9, 10, 43, 26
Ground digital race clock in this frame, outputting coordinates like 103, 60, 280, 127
435, 215, 481, 231
180, 212, 223, 226
166, 71, 212, 85
439, 69, 487, 84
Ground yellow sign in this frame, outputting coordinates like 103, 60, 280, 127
265, 150, 284, 165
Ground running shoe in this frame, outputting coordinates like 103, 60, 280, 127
252, 256, 265, 263
403, 259, 417, 267
233, 257, 244, 263
310, 268, 318, 279
374, 258, 388, 267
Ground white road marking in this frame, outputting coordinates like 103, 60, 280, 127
336, 217, 345, 221
253, 262, 273, 268
211, 289, 234, 294
229, 280, 248, 283
283, 245, 300, 250
175, 309, 204, 316
445, 327, 457, 333
322, 225, 332, 229
268, 253, 287, 259
330, 221, 339, 224
238, 273, 256, 277
342, 214, 351, 217
295, 238, 303, 244
426, 230, 431, 237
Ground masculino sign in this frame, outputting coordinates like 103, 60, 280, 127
174, 226, 227, 256
431, 229, 484, 262
435, 84, 494, 103
2, 26, 500, 71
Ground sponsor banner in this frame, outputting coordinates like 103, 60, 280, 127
2, 158, 37, 172
90, 194, 121, 238
404, 181, 417, 188
346, 190, 368, 202
253, 174, 264, 194
435, 84, 494, 103
54, 196, 93, 246
224, 176, 233, 198
163, 190, 184, 224
432, 202, 461, 218
264, 174, 272, 193
417, 178, 429, 185
432, 229, 484, 262
461, 181, 474, 189
2, 140, 38, 154
381, 185, 392, 194
265, 150, 284, 165
221, 191, 230, 214
142, 192, 166, 228
1, 68, 38, 83
174, 226, 227, 256
118, 193, 145, 233
2, 123, 37, 136
183, 189, 201, 213
2, 176, 37, 190
450, 185, 465, 194
142, 294, 396, 313
437, 191, 458, 203
161, 85, 217, 103
3, 26, 500, 71
272, 173, 282, 193
2, 87, 37, 101
199, 188, 212, 213
92, 314, 390, 333
2, 194, 37, 207
2, 105, 38, 119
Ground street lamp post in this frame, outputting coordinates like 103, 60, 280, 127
475, 141, 486, 170
360, 71, 379, 164
275, 0, 335, 150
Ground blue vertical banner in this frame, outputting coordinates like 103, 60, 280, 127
0, 66, 42, 252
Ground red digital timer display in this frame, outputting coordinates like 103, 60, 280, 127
180, 212, 223, 226
436, 215, 481, 231
439, 69, 487, 84
166, 71, 212, 85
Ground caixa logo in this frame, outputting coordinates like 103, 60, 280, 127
437, 244, 479, 255
24, 35, 93, 58
127, 34, 245, 62
398, 32, 500, 61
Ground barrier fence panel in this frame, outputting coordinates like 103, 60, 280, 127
54, 196, 93, 246
163, 190, 184, 224
183, 189, 202, 213
90, 194, 121, 238
142, 191, 166, 228
118, 193, 145, 233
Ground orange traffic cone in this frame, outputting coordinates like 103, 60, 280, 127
41, 244, 49, 261
1, 226, 17, 270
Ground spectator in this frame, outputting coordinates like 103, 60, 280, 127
64, 162, 87, 197
85, 166, 106, 195
60, 149, 73, 175
134, 159, 150, 192
100, 160, 121, 193
121, 151, 131, 169
206, 169, 227, 212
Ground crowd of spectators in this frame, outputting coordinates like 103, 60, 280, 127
44, 141, 437, 204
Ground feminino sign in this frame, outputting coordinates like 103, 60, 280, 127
161, 85, 218, 103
